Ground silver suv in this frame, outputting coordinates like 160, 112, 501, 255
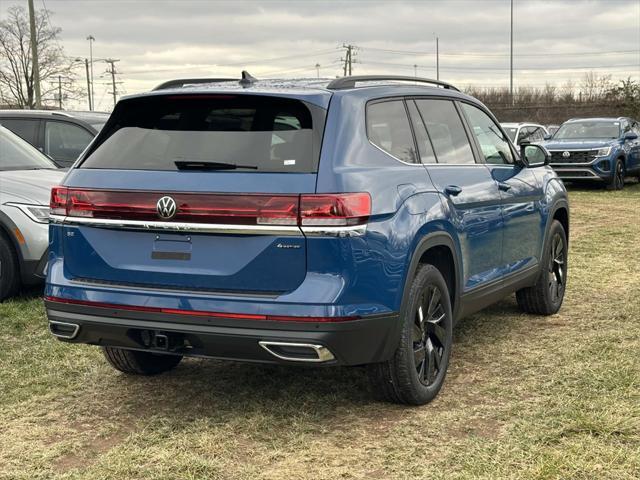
0, 126, 64, 300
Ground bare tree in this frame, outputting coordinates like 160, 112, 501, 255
0, 5, 78, 108
580, 72, 613, 102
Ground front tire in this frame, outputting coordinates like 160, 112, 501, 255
0, 234, 20, 302
102, 347, 182, 375
516, 220, 568, 315
368, 264, 453, 405
606, 159, 624, 190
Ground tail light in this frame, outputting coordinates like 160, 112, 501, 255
50, 188, 299, 226
50, 186, 69, 216
300, 193, 371, 226
50, 188, 371, 227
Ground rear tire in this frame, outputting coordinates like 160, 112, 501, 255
102, 347, 182, 375
0, 234, 20, 302
368, 264, 453, 405
606, 159, 624, 190
516, 220, 568, 315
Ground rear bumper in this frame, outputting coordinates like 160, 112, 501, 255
45, 300, 401, 366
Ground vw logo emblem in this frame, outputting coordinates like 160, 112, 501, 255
562, 151, 571, 158
156, 196, 177, 220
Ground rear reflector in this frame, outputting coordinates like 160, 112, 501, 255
44, 296, 360, 323
50, 187, 371, 227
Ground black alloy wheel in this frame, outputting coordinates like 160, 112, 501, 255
413, 284, 448, 387
547, 231, 567, 305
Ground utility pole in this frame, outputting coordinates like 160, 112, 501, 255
58, 75, 62, 109
436, 36, 440, 81
87, 35, 95, 110
105, 58, 121, 107
342, 44, 355, 76
315, 63, 321, 79
510, 0, 514, 104
84, 59, 92, 110
27, 0, 41, 108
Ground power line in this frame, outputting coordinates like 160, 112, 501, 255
360, 46, 640, 58
356, 59, 640, 72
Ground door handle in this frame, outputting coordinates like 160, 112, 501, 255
498, 182, 512, 192
444, 185, 462, 196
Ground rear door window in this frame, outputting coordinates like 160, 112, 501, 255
0, 118, 39, 145
81, 95, 323, 172
45, 121, 94, 163
414, 99, 475, 164
366, 100, 417, 163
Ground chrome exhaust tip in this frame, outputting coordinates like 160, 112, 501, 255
49, 320, 80, 339
258, 341, 335, 363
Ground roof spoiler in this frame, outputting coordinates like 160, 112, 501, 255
152, 71, 258, 91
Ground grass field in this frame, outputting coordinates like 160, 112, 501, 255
1, 183, 639, 480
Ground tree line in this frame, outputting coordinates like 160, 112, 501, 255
466, 74, 640, 125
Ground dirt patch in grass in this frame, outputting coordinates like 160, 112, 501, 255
1, 183, 639, 479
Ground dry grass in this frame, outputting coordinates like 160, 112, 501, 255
1, 183, 639, 480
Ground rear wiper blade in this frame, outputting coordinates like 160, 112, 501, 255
174, 160, 258, 170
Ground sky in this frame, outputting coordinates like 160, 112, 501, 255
1, 0, 639, 111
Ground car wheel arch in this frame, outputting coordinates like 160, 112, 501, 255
400, 231, 462, 322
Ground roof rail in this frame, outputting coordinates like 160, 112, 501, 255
152, 78, 237, 91
327, 75, 460, 92
152, 71, 258, 91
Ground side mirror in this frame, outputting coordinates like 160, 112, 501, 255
520, 144, 549, 168
543, 134, 552, 140
624, 131, 638, 141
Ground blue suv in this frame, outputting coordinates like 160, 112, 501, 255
544, 117, 640, 190
45, 74, 569, 405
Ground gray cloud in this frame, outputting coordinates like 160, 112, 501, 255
2, 0, 638, 110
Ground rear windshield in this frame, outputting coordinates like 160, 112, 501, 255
80, 95, 325, 172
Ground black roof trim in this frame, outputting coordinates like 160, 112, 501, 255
327, 75, 459, 92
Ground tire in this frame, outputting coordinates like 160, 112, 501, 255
516, 220, 568, 315
102, 346, 182, 375
606, 159, 625, 190
368, 264, 453, 405
0, 234, 20, 302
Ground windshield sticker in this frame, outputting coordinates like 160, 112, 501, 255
283, 159, 296, 166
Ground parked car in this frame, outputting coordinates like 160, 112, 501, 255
0, 126, 64, 300
44, 74, 569, 405
0, 110, 109, 167
501, 122, 549, 145
543, 117, 640, 190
